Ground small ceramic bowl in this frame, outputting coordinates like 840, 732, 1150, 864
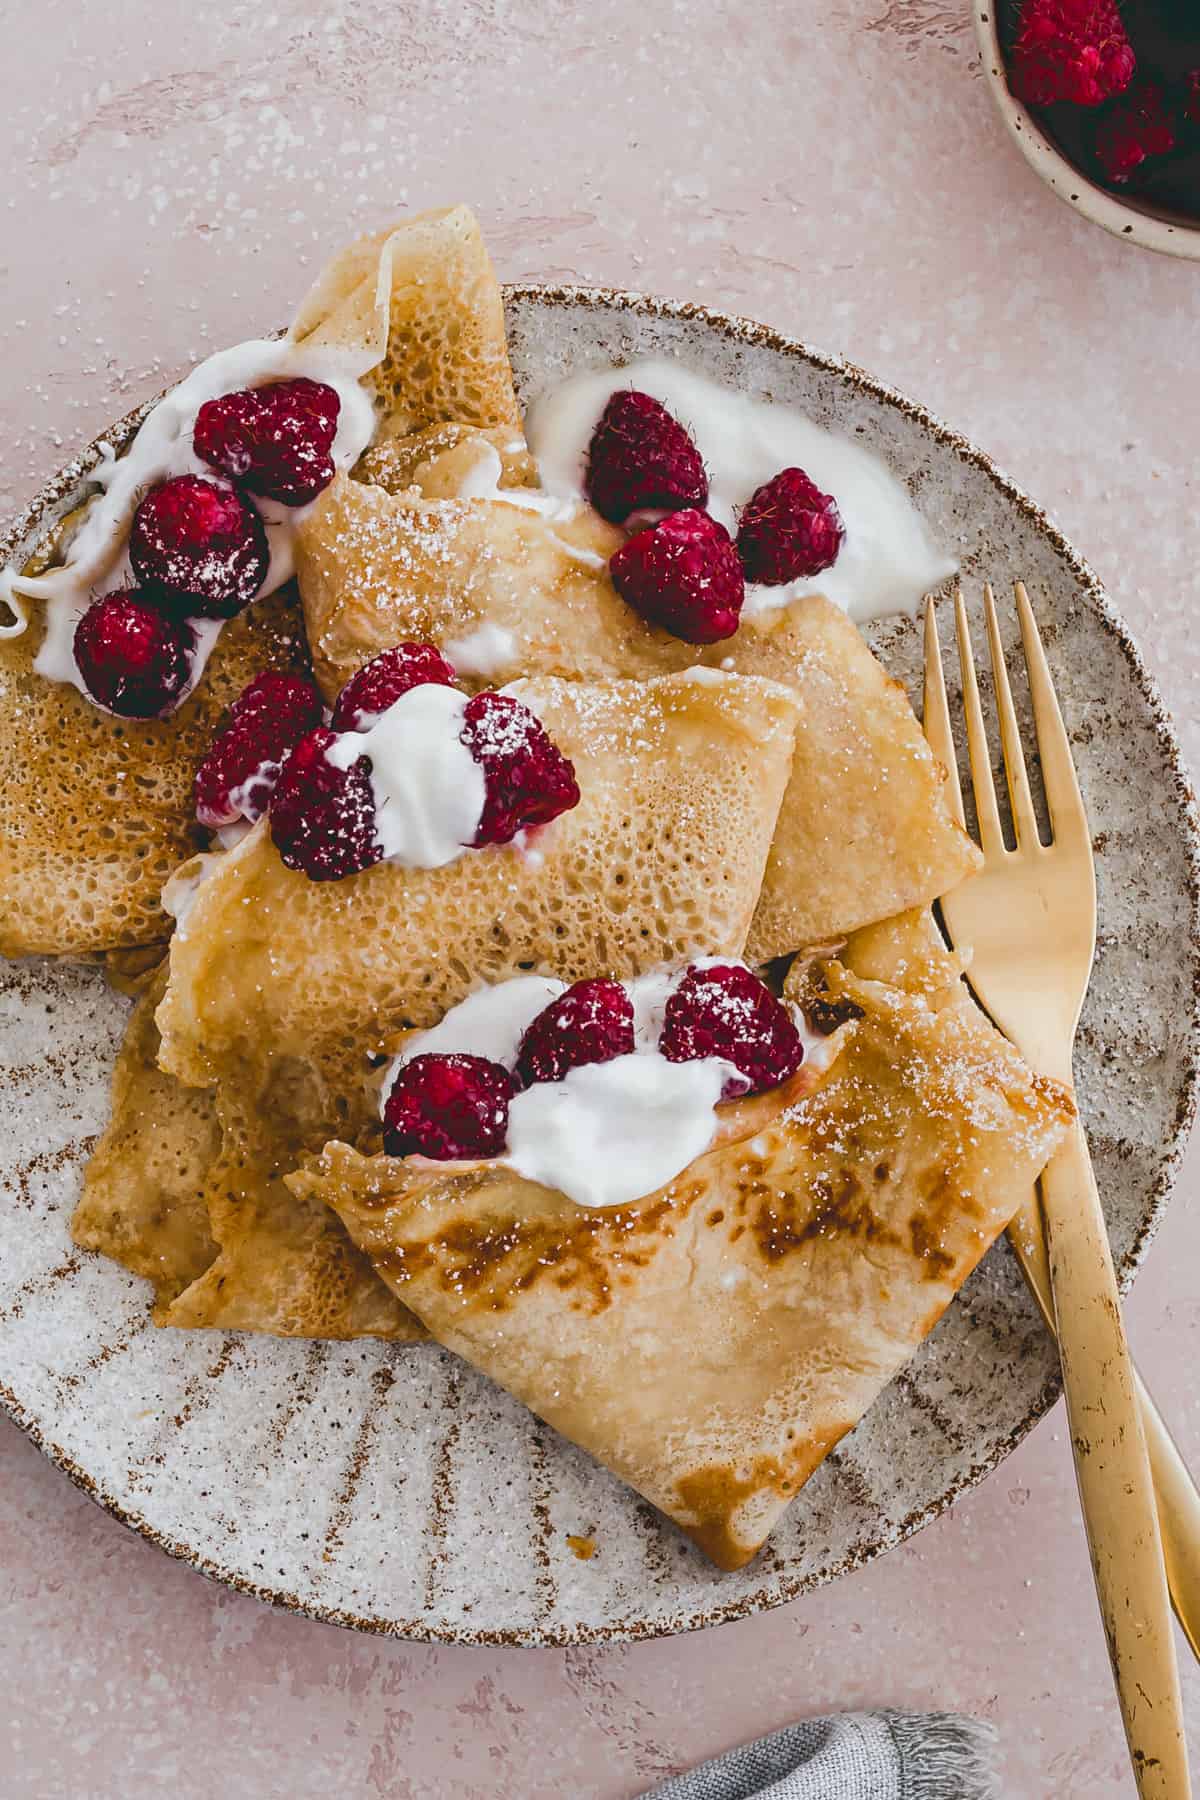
973, 4, 1200, 260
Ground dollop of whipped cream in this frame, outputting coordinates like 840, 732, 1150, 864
325, 683, 486, 869
525, 356, 956, 624
0, 335, 378, 700
506, 1054, 727, 1209
384, 963, 819, 1210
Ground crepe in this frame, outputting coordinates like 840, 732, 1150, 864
94, 667, 799, 1338
289, 913, 1072, 1568
289, 204, 522, 439
156, 669, 800, 1090
0, 580, 309, 958
72, 961, 415, 1338
0, 204, 521, 957
295, 474, 979, 962
70, 964, 220, 1314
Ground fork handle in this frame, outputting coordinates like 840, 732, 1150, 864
1008, 1193, 1200, 1665
1136, 1369, 1200, 1668
1039, 1118, 1191, 1797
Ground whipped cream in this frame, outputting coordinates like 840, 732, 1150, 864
387, 964, 768, 1210
0, 335, 378, 705
326, 683, 485, 870
389, 975, 568, 1097
506, 1053, 728, 1209
452, 440, 579, 524
443, 437, 605, 571
525, 357, 955, 624
444, 620, 518, 679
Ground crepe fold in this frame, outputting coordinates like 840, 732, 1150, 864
0, 582, 309, 958
288, 203, 522, 440
295, 474, 979, 963
288, 912, 1072, 1568
70, 964, 220, 1312
75, 667, 801, 1338
0, 203, 519, 957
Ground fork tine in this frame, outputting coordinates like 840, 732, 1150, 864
983, 583, 1041, 850
953, 585, 1005, 857
922, 599, 965, 829
1014, 582, 1087, 842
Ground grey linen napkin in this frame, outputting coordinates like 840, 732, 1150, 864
639, 1711, 999, 1800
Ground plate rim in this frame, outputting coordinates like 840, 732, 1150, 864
1, 282, 1198, 1647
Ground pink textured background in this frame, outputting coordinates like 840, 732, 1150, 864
1, 4, 1198, 1795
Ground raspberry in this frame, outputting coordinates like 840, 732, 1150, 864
736, 468, 844, 585
194, 377, 340, 506
194, 670, 325, 829
331, 643, 459, 731
383, 1052, 514, 1160
515, 979, 635, 1088
660, 963, 804, 1099
1010, 0, 1135, 108
585, 389, 708, 524
459, 692, 580, 847
268, 726, 382, 881
1095, 82, 1177, 182
73, 588, 195, 719
129, 474, 269, 618
609, 509, 745, 644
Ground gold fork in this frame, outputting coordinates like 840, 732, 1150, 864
924, 582, 1192, 1799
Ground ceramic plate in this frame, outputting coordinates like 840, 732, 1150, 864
1, 290, 1197, 1645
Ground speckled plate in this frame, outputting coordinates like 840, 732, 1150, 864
1, 290, 1197, 1646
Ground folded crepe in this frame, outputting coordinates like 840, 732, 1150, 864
70, 959, 414, 1338
0, 580, 309, 959
289, 911, 1072, 1568
0, 204, 521, 956
295, 472, 979, 963
155, 669, 801, 1093
76, 667, 801, 1338
71, 963, 220, 1312
288, 204, 523, 440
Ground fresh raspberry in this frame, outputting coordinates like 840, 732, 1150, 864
736, 468, 844, 585
194, 377, 341, 506
515, 979, 635, 1088
383, 1052, 514, 1160
73, 588, 195, 719
194, 671, 325, 829
331, 643, 459, 731
459, 692, 580, 847
1095, 82, 1177, 182
268, 726, 382, 881
609, 509, 745, 644
660, 963, 804, 1099
129, 474, 269, 618
1010, 0, 1135, 108
584, 390, 708, 524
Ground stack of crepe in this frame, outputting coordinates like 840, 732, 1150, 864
1, 204, 1072, 1569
